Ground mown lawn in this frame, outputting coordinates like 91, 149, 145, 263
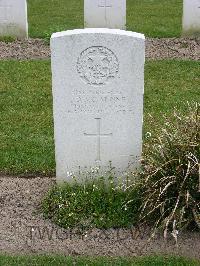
27, 0, 183, 38
0, 255, 199, 266
0, 60, 199, 174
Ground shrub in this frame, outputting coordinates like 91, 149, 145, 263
139, 102, 200, 238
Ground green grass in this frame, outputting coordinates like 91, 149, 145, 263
0, 60, 54, 175
0, 36, 16, 43
27, 0, 183, 38
28, 0, 83, 40
144, 60, 200, 132
0, 60, 199, 174
127, 0, 183, 37
0, 255, 199, 266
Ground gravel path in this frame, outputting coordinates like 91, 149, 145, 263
0, 38, 199, 60
0, 176, 199, 258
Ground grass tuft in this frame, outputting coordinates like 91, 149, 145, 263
140, 102, 200, 236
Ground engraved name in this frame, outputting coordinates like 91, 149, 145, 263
66, 89, 134, 114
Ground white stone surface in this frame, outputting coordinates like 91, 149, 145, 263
182, 0, 200, 36
51, 28, 145, 182
84, 0, 126, 30
0, 0, 28, 38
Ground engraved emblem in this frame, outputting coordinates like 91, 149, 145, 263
77, 46, 119, 85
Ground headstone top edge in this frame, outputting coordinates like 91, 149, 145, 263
51, 28, 145, 40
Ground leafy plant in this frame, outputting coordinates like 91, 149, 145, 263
139, 102, 200, 238
42, 175, 141, 229
44, 26, 67, 45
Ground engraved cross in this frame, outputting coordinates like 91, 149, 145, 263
98, 0, 112, 8
98, 0, 112, 21
0, 3, 11, 22
84, 118, 112, 162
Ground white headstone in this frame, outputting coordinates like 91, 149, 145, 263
51, 28, 145, 182
182, 0, 200, 36
0, 0, 28, 38
84, 0, 126, 30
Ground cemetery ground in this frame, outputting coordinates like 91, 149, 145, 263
0, 59, 199, 260
0, 0, 200, 264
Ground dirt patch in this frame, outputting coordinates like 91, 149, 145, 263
0, 176, 199, 258
146, 38, 200, 60
0, 38, 199, 60
0, 39, 50, 60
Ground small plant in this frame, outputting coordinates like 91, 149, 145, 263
44, 26, 67, 45
42, 176, 141, 229
139, 102, 200, 238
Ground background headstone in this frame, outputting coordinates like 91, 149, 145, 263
51, 29, 145, 182
0, 0, 28, 38
84, 0, 126, 30
182, 0, 200, 36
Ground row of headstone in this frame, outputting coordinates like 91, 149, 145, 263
86, 0, 200, 36
0, 0, 199, 38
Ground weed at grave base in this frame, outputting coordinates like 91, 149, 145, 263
42, 174, 142, 230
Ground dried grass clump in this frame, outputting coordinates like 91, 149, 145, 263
140, 102, 200, 238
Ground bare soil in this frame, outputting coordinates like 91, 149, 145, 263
0, 176, 199, 258
0, 38, 199, 60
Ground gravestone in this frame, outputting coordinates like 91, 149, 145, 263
182, 0, 200, 36
0, 0, 28, 38
84, 0, 126, 30
51, 28, 145, 182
